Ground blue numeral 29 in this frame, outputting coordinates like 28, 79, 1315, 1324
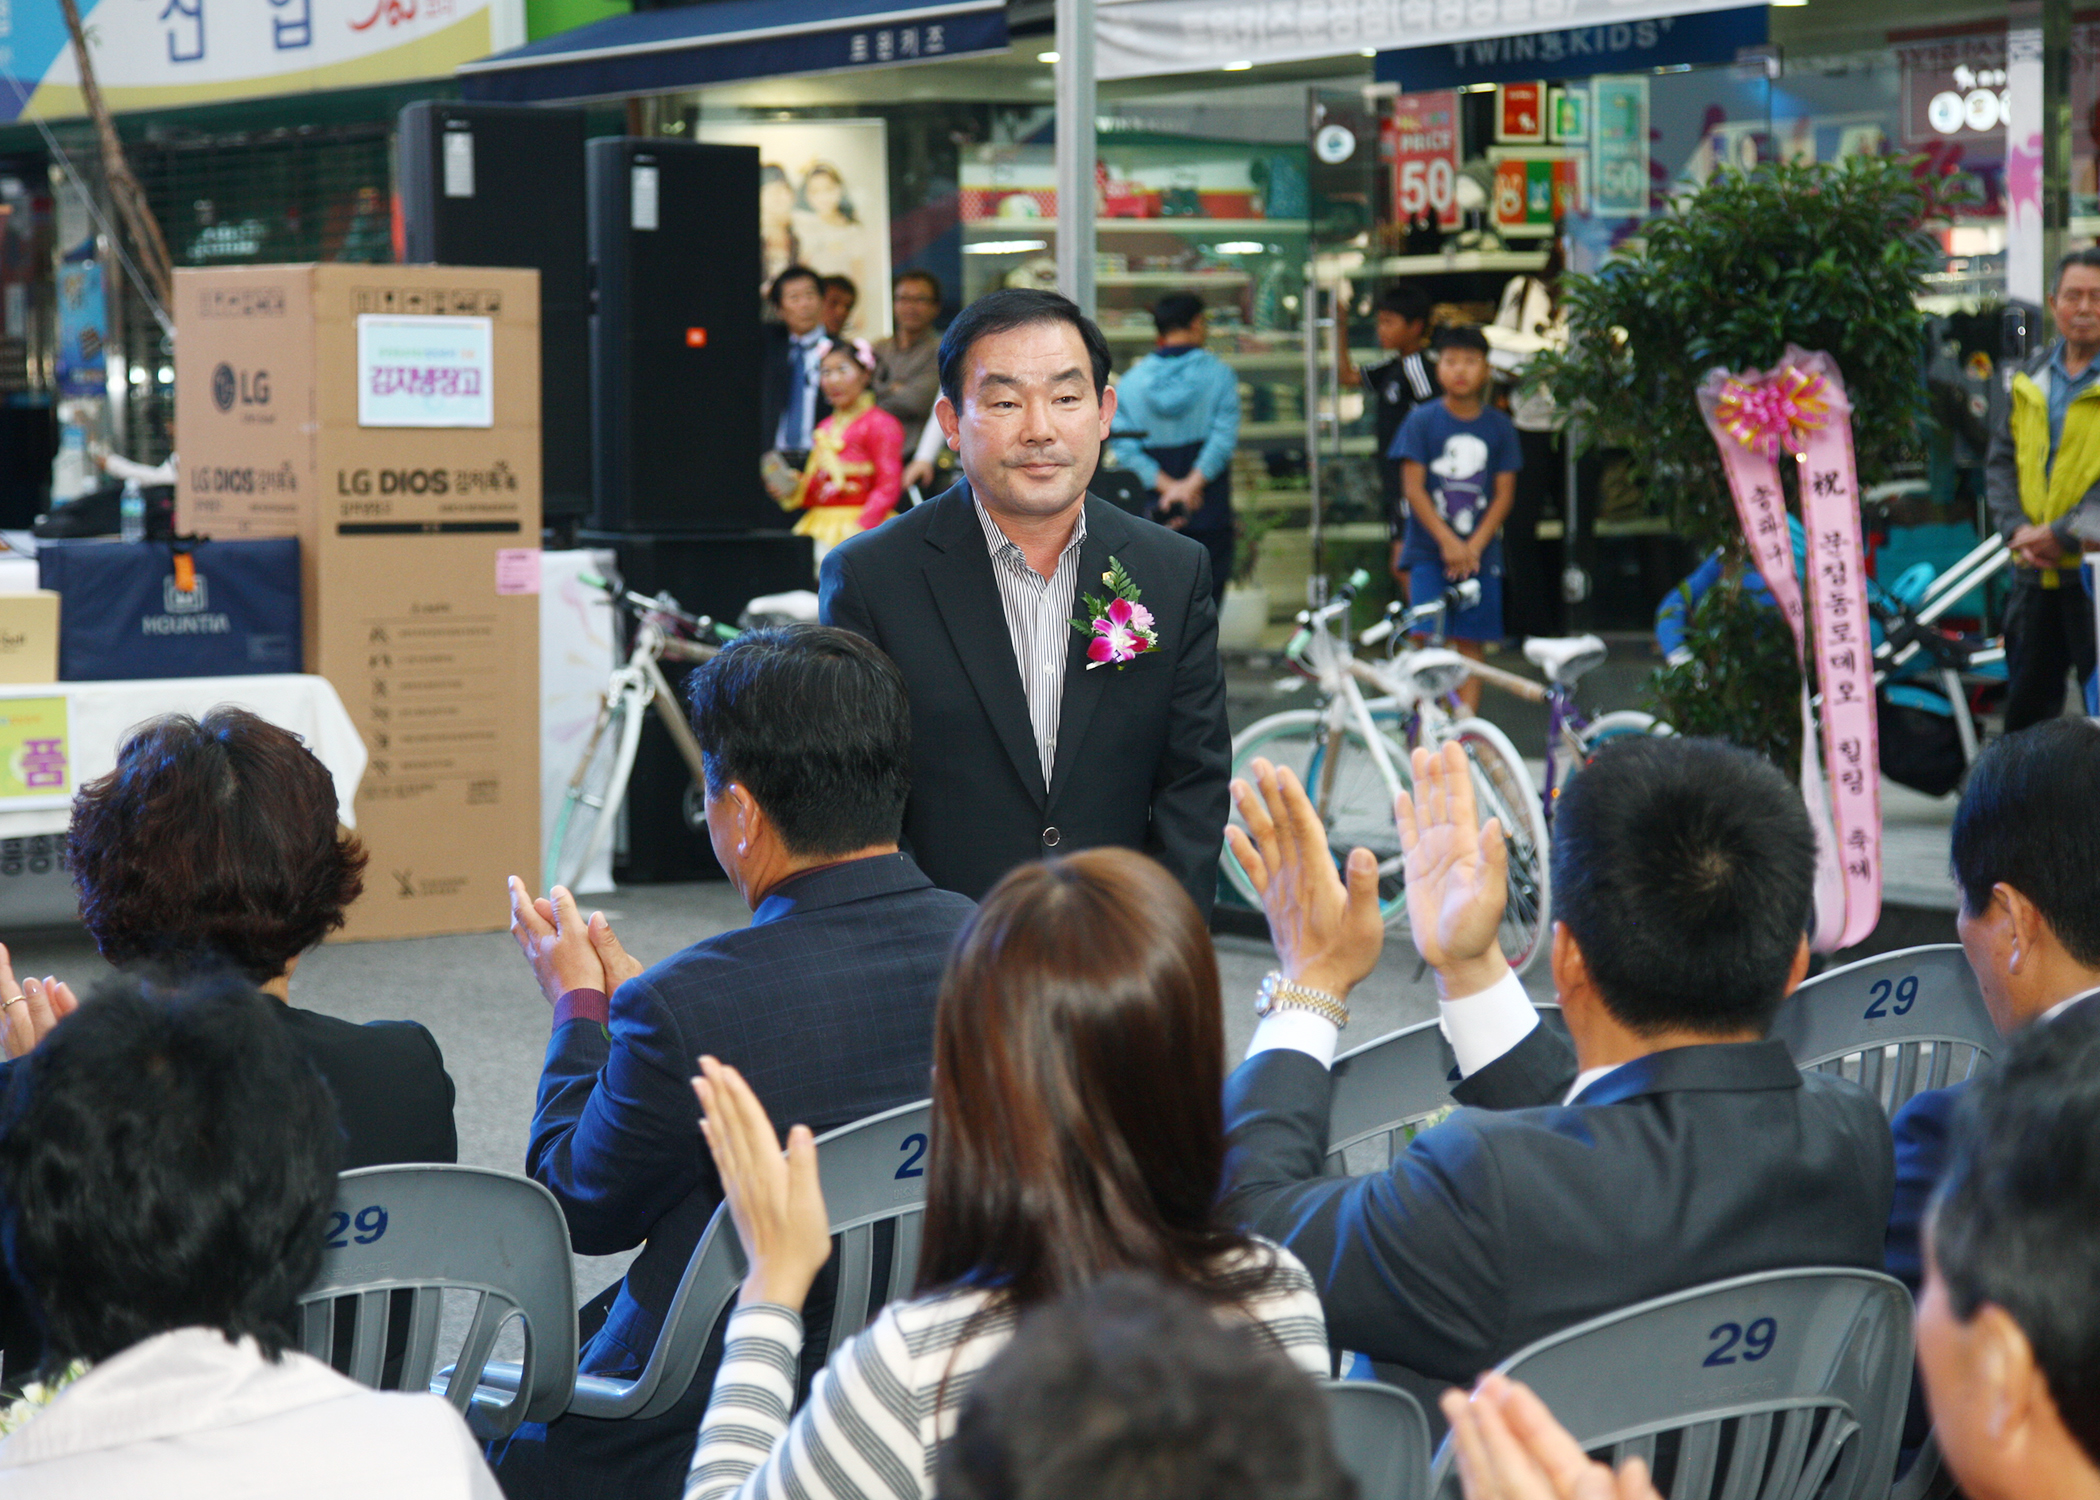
1704, 1317, 1776, 1366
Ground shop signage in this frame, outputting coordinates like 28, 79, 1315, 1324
1385, 90, 1461, 229
1895, 33, 2007, 145
1373, 4, 1766, 92
1498, 82, 1547, 143
1590, 74, 1649, 218
1492, 152, 1581, 230
0, 698, 71, 806
0, 0, 501, 123
54, 261, 107, 400
357, 315, 494, 429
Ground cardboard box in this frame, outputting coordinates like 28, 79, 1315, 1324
0, 593, 59, 684
175, 264, 542, 942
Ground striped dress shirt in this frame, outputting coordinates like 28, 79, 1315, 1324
685, 1241, 1329, 1500
974, 500, 1086, 786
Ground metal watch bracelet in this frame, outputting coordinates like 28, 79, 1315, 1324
1256, 971, 1348, 1029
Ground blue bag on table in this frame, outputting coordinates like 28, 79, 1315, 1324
38, 538, 301, 681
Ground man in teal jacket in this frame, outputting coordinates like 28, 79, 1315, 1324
1110, 291, 1240, 603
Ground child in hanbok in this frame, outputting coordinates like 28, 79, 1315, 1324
783, 340, 904, 560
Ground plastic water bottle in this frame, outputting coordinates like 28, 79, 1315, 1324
119, 478, 145, 544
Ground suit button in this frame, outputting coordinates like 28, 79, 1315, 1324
1042, 827, 1061, 847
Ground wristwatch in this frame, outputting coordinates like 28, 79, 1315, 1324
1255, 971, 1348, 1029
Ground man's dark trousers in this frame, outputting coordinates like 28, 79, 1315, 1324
489, 853, 975, 1500
2003, 570, 2097, 732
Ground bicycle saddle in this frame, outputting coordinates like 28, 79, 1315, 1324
1522, 634, 1609, 687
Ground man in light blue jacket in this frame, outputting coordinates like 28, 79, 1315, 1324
1109, 291, 1241, 603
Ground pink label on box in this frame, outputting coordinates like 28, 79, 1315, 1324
496, 549, 541, 595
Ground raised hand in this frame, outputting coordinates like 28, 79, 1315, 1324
692, 1056, 833, 1311
1225, 757, 1385, 1001
507, 877, 608, 1006
0, 942, 79, 1060
1441, 1374, 1660, 1500
1396, 741, 1511, 999
587, 912, 647, 998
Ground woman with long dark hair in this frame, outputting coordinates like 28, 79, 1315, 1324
683, 849, 1328, 1500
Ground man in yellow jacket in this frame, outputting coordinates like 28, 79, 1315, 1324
1986, 248, 2100, 732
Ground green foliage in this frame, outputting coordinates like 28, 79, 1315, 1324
1646, 570, 1805, 775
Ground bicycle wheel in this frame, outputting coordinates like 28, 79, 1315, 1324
545, 680, 649, 893
1222, 709, 1412, 925
1550, 710, 1673, 827
1452, 718, 1551, 976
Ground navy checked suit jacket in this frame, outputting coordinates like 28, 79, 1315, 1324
527, 852, 973, 1376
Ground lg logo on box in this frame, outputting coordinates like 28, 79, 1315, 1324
337, 469, 451, 495
210, 362, 270, 412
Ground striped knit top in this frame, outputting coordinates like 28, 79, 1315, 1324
685, 1239, 1329, 1500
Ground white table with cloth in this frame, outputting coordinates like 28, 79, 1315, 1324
0, 676, 367, 925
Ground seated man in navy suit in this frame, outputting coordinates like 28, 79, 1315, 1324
494, 626, 976, 1500
1884, 717, 2100, 1297
1220, 736, 1892, 1392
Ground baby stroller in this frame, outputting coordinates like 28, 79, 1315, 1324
1865, 533, 2010, 796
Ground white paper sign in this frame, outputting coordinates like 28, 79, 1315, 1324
631, 165, 660, 231
356, 315, 494, 429
444, 131, 476, 199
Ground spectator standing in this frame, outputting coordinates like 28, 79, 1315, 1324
1340, 283, 1439, 564
1108, 291, 1241, 605
682, 849, 1329, 1500
1393, 326, 1523, 709
761, 266, 832, 497
1495, 244, 1568, 641
494, 627, 974, 1500
875, 270, 943, 460
1985, 247, 2100, 731
0, 976, 499, 1498
780, 342, 905, 563
820, 275, 858, 340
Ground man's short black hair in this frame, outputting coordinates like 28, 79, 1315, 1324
1377, 284, 1432, 324
686, 625, 912, 857
1553, 736, 1815, 1035
1432, 324, 1490, 357
2056, 247, 2100, 292
768, 264, 822, 307
1933, 1001, 2100, 1466
936, 1273, 1354, 1500
822, 274, 858, 303
0, 974, 339, 1369
1950, 718, 2100, 965
937, 288, 1113, 406
895, 268, 944, 303
1151, 292, 1207, 336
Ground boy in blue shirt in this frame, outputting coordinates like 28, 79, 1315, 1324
1393, 325, 1524, 709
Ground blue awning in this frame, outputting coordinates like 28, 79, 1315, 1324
458, 0, 1008, 105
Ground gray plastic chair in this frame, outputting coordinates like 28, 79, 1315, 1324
1428, 1269, 1915, 1500
1325, 1005, 1568, 1173
296, 1163, 578, 1439
479, 1098, 935, 1424
1322, 1379, 1431, 1500
1769, 945, 1999, 1118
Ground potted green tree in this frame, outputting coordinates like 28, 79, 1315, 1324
1219, 508, 1282, 651
1528, 156, 1968, 767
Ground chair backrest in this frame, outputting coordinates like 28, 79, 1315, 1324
1768, 945, 1999, 1117
570, 1098, 934, 1423
1428, 1269, 1915, 1500
1322, 1379, 1431, 1500
296, 1163, 578, 1438
1325, 1006, 1568, 1173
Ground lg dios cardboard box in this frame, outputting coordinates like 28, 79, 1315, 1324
175, 265, 541, 941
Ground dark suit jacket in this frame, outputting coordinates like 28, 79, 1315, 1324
760, 323, 831, 450
820, 481, 1231, 913
495, 853, 973, 1500
277, 1005, 458, 1170
1885, 1083, 1958, 1298
1222, 1025, 1895, 1383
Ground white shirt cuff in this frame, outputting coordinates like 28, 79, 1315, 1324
1437, 970, 1539, 1077
1245, 1006, 1343, 1070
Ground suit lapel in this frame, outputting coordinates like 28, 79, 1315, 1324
1048, 499, 1135, 807
923, 483, 1050, 805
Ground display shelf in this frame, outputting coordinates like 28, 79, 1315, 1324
1096, 271, 1252, 287
1315, 250, 1548, 278
963, 218, 1307, 236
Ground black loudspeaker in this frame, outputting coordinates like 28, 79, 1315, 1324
582, 529, 816, 882
588, 138, 775, 534
398, 102, 592, 523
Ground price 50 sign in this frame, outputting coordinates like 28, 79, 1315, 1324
1387, 91, 1461, 229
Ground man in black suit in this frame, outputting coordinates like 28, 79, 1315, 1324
820, 288, 1230, 912
1219, 735, 1892, 1388
761, 264, 832, 484
493, 625, 975, 1500
1885, 718, 2100, 1298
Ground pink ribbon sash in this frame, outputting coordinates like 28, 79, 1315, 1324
1696, 348, 1881, 952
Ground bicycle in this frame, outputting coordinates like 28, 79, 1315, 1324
545, 576, 736, 893
1222, 572, 1553, 975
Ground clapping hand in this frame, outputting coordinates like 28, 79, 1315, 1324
1397, 742, 1512, 999
1441, 1374, 1660, 1500
507, 878, 647, 1006
1225, 757, 1385, 1001
692, 1056, 833, 1311
0, 943, 78, 1060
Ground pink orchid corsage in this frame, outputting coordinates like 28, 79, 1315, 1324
1072, 556, 1159, 669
